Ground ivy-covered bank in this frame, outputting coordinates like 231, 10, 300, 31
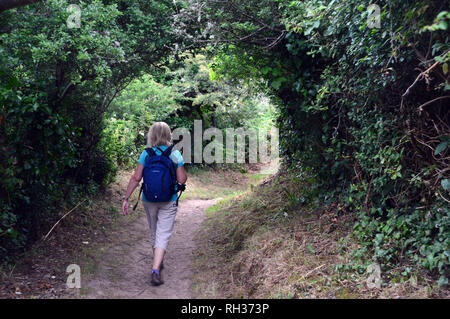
188, 0, 449, 284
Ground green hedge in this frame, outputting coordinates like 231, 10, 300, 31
205, 0, 449, 284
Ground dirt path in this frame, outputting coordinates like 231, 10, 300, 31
82, 198, 219, 298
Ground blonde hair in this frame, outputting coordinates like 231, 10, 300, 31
147, 122, 172, 147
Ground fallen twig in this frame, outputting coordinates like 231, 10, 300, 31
42, 199, 87, 241
299, 264, 326, 281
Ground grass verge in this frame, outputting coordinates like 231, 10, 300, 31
192, 169, 448, 299
182, 163, 275, 200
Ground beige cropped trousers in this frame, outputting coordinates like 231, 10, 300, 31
142, 201, 178, 250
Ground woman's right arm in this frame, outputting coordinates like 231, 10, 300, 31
176, 166, 187, 184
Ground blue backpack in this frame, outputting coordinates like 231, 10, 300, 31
133, 145, 182, 210
142, 145, 177, 202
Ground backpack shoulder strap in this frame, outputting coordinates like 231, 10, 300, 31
158, 145, 176, 179
155, 145, 173, 158
163, 145, 174, 157
145, 147, 156, 161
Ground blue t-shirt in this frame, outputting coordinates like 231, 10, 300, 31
138, 145, 184, 202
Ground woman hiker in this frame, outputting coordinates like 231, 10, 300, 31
121, 122, 187, 286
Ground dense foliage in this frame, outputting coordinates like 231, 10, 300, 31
0, 0, 181, 260
182, 0, 449, 283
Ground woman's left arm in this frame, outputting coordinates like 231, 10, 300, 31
122, 163, 144, 216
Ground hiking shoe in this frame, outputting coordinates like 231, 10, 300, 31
151, 270, 164, 286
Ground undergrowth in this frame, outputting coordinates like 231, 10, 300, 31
193, 168, 449, 298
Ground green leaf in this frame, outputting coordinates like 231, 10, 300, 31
436, 11, 450, 20
271, 77, 286, 90
261, 66, 272, 75
441, 179, 450, 191
7, 75, 20, 89
6, 228, 19, 239
434, 141, 448, 155
438, 276, 448, 286
437, 20, 448, 30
